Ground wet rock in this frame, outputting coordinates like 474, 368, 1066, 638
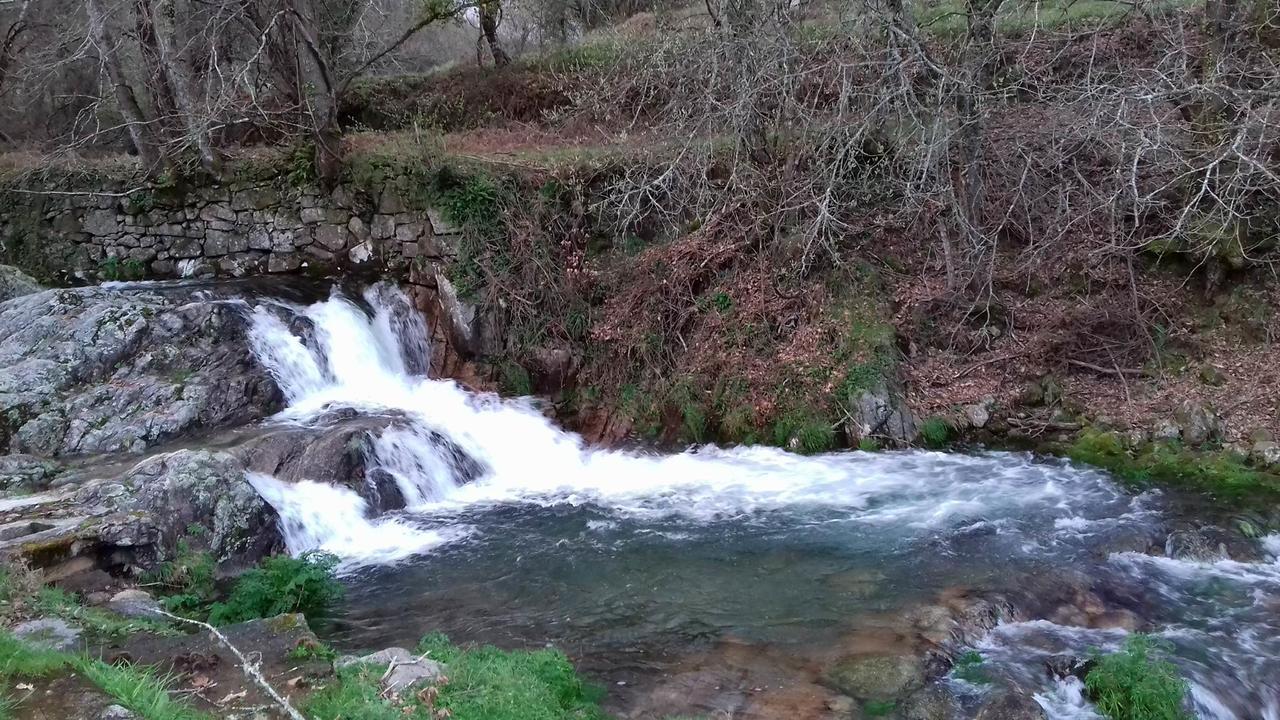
826, 653, 925, 702
0, 264, 42, 301
1044, 654, 1095, 681
975, 690, 1047, 720
336, 647, 445, 694
108, 589, 162, 619
1166, 526, 1262, 562
99, 705, 138, 719
901, 683, 962, 720
0, 285, 282, 456
13, 618, 82, 651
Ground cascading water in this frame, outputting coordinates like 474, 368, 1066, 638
241, 283, 1280, 719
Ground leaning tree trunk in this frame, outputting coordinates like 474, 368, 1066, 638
287, 0, 342, 185
479, 0, 511, 67
85, 0, 166, 176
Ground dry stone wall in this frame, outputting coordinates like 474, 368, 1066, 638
0, 181, 461, 282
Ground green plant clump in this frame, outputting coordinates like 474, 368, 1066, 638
208, 552, 342, 626
771, 410, 837, 454
919, 416, 951, 448
1085, 635, 1191, 720
951, 650, 991, 685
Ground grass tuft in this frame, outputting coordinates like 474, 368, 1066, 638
1085, 635, 1190, 720
208, 551, 342, 626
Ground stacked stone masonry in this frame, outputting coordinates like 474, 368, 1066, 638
0, 181, 461, 281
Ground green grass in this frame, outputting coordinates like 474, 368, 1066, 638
920, 416, 951, 448
771, 410, 838, 454
1066, 429, 1280, 506
78, 661, 207, 720
306, 634, 608, 720
915, 0, 1198, 38
0, 632, 208, 720
1085, 635, 1190, 720
2, 566, 172, 640
416, 633, 608, 720
208, 552, 342, 626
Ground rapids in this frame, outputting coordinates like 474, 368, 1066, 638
241, 284, 1279, 719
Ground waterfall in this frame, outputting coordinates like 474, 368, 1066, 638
244, 283, 1140, 559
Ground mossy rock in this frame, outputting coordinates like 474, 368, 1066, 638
826, 653, 926, 702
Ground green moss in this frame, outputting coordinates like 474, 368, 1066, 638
1066, 429, 1280, 506
864, 700, 897, 717
952, 650, 990, 685
1085, 635, 1190, 720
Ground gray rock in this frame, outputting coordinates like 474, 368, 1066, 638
0, 264, 42, 301
844, 380, 918, 446
108, 589, 162, 619
1174, 400, 1220, 446
975, 691, 1047, 720
348, 241, 374, 264
426, 207, 459, 235
901, 684, 962, 720
963, 398, 994, 429
1251, 440, 1280, 468
78, 449, 280, 565
13, 617, 82, 651
314, 224, 348, 251
336, 647, 445, 693
825, 653, 925, 702
1152, 419, 1181, 442
99, 705, 138, 720
0, 453, 61, 493
0, 286, 281, 456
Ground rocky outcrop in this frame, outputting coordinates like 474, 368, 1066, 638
76, 449, 280, 567
0, 264, 41, 301
843, 378, 919, 446
0, 285, 282, 457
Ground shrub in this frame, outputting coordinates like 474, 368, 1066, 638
208, 552, 342, 626
1085, 635, 1191, 720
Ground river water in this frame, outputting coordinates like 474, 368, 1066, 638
239, 284, 1279, 719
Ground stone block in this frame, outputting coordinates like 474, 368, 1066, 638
82, 209, 120, 236
267, 252, 302, 273
170, 238, 203, 259
370, 214, 395, 240
314, 224, 348, 251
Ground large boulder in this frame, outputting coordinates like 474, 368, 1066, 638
77, 449, 280, 568
825, 653, 926, 702
0, 264, 42, 302
843, 379, 919, 446
0, 285, 282, 456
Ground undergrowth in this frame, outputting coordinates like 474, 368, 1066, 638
1085, 635, 1190, 720
208, 552, 342, 626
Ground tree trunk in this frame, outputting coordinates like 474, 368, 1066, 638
0, 0, 32, 96
85, 0, 166, 176
953, 0, 1002, 292
479, 0, 511, 67
287, 0, 342, 185
152, 0, 221, 174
